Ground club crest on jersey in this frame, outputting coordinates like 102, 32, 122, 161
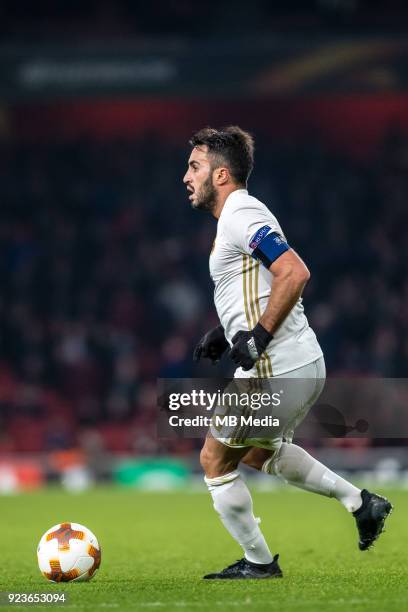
249, 225, 271, 250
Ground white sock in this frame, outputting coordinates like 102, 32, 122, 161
263, 443, 362, 513
205, 471, 273, 564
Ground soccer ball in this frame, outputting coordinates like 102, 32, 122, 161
37, 522, 101, 582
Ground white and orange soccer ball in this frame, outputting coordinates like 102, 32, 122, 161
37, 522, 101, 582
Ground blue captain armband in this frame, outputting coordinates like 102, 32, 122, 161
250, 231, 290, 268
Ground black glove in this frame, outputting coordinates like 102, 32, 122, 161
229, 322, 273, 371
193, 325, 229, 364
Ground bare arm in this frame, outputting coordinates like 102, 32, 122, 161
230, 236, 311, 371
258, 248, 310, 335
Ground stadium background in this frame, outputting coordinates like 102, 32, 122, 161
0, 0, 407, 493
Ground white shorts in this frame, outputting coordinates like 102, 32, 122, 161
211, 356, 326, 451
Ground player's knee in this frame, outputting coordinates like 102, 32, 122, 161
199, 446, 239, 478
200, 446, 223, 476
240, 453, 257, 470
241, 448, 274, 471
199, 446, 213, 473
241, 455, 265, 471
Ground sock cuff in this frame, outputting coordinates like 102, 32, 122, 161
261, 446, 281, 475
204, 470, 240, 487
261, 456, 276, 475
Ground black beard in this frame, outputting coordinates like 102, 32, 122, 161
191, 176, 217, 212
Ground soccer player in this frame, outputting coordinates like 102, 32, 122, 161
184, 126, 393, 580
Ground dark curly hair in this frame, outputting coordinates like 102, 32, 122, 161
189, 126, 254, 186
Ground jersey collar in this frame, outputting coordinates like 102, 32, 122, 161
220, 188, 248, 219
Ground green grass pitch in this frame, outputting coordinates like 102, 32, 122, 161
1, 486, 406, 611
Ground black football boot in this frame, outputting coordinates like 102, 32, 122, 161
353, 489, 393, 551
203, 554, 283, 580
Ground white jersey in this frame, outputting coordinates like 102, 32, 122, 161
209, 189, 323, 377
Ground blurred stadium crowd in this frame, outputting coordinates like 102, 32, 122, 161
2, 0, 407, 40
0, 129, 407, 454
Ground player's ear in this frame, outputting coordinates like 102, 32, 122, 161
214, 166, 229, 186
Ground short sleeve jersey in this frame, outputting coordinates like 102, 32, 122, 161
209, 189, 323, 377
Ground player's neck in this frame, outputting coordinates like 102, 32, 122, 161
212, 185, 245, 219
